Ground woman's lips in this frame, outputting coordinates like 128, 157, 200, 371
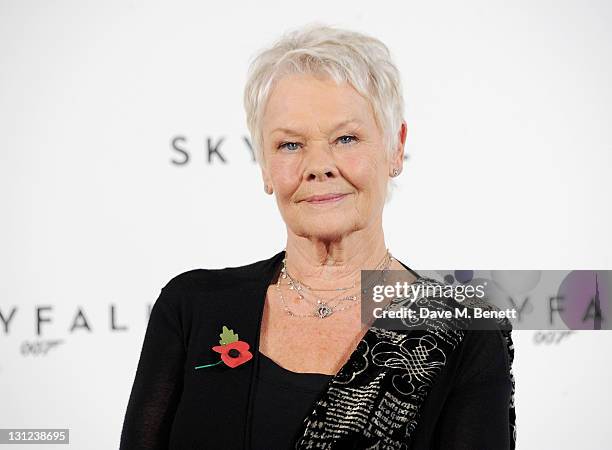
304, 193, 348, 204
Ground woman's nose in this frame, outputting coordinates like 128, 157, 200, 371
303, 142, 339, 181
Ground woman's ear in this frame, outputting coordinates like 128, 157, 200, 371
389, 121, 407, 177
261, 167, 273, 195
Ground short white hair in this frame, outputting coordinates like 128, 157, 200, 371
243, 23, 405, 174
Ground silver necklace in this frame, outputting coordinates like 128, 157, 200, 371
285, 268, 356, 292
283, 248, 391, 305
276, 249, 394, 319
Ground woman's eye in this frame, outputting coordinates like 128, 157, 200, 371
337, 135, 357, 145
278, 142, 300, 151
278, 136, 357, 151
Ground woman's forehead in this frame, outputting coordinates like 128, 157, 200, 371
262, 74, 374, 133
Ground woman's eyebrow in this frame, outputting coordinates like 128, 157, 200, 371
270, 119, 362, 136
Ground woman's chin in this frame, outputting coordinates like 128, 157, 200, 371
295, 217, 358, 241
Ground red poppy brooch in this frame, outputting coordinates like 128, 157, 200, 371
194, 325, 253, 370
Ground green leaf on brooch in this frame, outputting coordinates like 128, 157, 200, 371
219, 325, 239, 345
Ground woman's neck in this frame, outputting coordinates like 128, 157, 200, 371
284, 225, 389, 290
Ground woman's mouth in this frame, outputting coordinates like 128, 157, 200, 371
303, 193, 348, 204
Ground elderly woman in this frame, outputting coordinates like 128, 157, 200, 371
120, 24, 515, 449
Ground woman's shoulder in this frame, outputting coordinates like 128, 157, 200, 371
455, 319, 512, 385
459, 292, 515, 384
157, 250, 284, 307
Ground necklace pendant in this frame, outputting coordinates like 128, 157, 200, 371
317, 304, 333, 319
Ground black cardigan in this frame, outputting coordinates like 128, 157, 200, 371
120, 249, 516, 449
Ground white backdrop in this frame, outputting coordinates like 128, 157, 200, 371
1, 0, 611, 448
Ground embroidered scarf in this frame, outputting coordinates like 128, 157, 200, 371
293, 277, 517, 449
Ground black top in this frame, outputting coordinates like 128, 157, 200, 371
251, 353, 332, 449
120, 250, 513, 449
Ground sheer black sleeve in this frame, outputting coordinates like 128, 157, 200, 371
432, 327, 514, 450
119, 283, 186, 449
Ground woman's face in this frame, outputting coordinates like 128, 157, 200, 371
261, 73, 404, 241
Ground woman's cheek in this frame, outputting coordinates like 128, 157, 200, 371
348, 159, 378, 189
270, 161, 295, 188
